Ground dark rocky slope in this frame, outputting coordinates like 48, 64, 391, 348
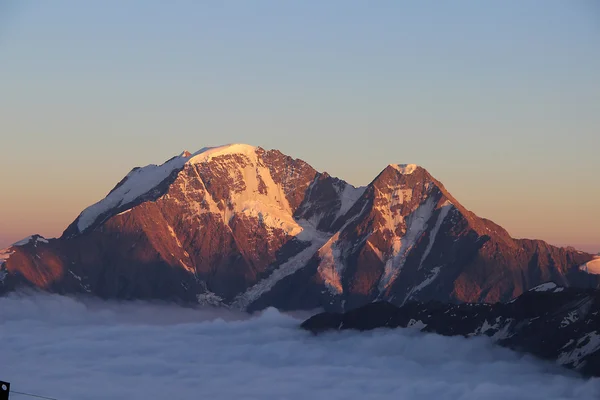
302, 283, 600, 377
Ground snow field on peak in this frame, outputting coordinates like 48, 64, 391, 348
74, 144, 300, 237
71, 143, 372, 306
74, 144, 256, 234
391, 164, 419, 175
76, 154, 190, 233
579, 257, 600, 275
200, 146, 301, 236
187, 143, 258, 165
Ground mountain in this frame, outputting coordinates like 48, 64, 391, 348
301, 283, 600, 377
0, 144, 596, 311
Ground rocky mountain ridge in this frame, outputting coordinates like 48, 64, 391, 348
1, 144, 597, 311
301, 283, 600, 377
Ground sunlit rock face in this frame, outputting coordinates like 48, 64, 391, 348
1, 144, 596, 310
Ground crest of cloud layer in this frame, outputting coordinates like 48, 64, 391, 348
0, 293, 599, 400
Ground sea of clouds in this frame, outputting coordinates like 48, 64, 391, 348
1, 293, 599, 400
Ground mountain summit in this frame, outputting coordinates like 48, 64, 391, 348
0, 144, 596, 311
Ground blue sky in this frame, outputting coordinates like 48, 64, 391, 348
1, 1, 599, 251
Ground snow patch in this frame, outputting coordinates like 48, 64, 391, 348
374, 188, 413, 235
233, 221, 331, 310
12, 235, 49, 247
196, 291, 226, 307
238, 202, 303, 236
558, 331, 600, 368
490, 320, 514, 340
560, 311, 579, 328
407, 319, 427, 330
76, 154, 190, 233
68, 270, 83, 282
165, 223, 183, 248
403, 266, 442, 303
12, 236, 34, 246
530, 282, 559, 292
316, 199, 371, 295
579, 257, 600, 275
335, 184, 366, 219
317, 201, 368, 295
316, 233, 344, 294
378, 196, 437, 292
468, 317, 513, 340
476, 318, 501, 335
366, 240, 384, 261
391, 164, 419, 175
68, 270, 91, 293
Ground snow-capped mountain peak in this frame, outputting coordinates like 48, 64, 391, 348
187, 143, 259, 164
69, 144, 286, 236
2, 145, 596, 313
70, 153, 190, 235
390, 164, 420, 175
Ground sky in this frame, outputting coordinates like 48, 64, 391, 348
1, 293, 599, 399
0, 1, 599, 252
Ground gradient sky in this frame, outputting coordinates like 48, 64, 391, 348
1, 1, 599, 252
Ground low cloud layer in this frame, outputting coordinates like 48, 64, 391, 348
1, 293, 599, 400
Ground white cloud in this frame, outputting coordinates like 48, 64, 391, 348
0, 293, 599, 400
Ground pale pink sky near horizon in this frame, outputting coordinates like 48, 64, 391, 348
1, 1, 599, 253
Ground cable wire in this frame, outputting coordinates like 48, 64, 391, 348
10, 389, 59, 400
